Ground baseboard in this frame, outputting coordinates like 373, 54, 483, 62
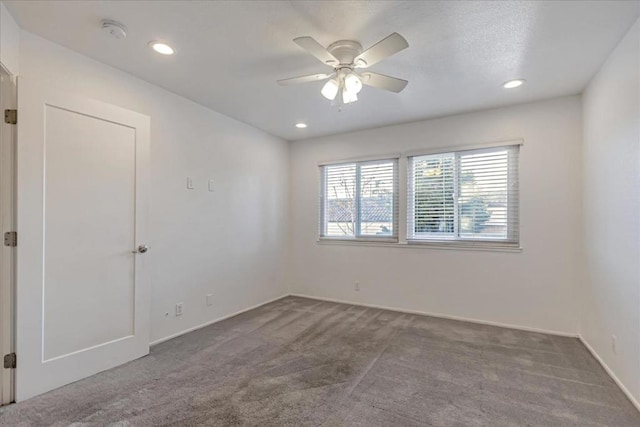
579, 335, 640, 413
149, 293, 290, 346
289, 293, 579, 338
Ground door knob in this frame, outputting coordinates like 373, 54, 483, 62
133, 244, 149, 254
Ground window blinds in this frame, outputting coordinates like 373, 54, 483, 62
320, 159, 398, 240
408, 145, 519, 244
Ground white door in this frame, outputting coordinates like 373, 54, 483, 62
16, 82, 151, 401
0, 66, 17, 405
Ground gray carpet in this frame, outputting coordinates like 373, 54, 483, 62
1, 296, 638, 426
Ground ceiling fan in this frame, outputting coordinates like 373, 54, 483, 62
277, 33, 409, 106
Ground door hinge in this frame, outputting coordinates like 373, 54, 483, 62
4, 231, 17, 247
3, 353, 16, 369
4, 109, 17, 125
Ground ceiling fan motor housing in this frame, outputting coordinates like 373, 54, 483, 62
327, 40, 363, 66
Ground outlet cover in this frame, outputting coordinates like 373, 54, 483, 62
206, 294, 213, 306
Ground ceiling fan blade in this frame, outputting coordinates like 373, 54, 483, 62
293, 37, 339, 66
359, 72, 408, 93
354, 33, 409, 68
277, 73, 332, 86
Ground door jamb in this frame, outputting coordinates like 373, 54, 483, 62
0, 62, 17, 405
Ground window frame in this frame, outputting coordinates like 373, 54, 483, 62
407, 144, 520, 248
319, 157, 399, 243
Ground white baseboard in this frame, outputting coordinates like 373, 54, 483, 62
289, 293, 579, 337
149, 294, 290, 346
579, 335, 640, 413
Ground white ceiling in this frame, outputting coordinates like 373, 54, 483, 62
6, 1, 639, 141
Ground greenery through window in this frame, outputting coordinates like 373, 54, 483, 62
408, 146, 519, 243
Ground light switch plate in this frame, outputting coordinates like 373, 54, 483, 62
187, 177, 194, 190
208, 179, 215, 192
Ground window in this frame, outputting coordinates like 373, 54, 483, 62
320, 159, 398, 241
408, 145, 519, 245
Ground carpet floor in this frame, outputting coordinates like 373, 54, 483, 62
1, 296, 638, 426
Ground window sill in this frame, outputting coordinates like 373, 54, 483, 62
317, 239, 522, 253
318, 237, 398, 244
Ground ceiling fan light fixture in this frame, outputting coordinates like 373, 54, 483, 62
342, 87, 358, 104
321, 79, 340, 100
344, 73, 363, 94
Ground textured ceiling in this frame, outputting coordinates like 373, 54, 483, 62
6, 1, 640, 141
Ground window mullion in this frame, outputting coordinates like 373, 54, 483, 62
506, 147, 518, 242
355, 163, 361, 237
395, 159, 404, 243
453, 153, 460, 238
320, 166, 326, 237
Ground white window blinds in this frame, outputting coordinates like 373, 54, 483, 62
408, 145, 519, 244
320, 159, 398, 240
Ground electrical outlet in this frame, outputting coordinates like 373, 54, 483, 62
355, 281, 360, 291
612, 335, 617, 354
206, 294, 213, 306
175, 302, 184, 316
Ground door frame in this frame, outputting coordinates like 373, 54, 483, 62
0, 63, 17, 405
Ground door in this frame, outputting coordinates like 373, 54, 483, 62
0, 66, 17, 405
16, 82, 151, 401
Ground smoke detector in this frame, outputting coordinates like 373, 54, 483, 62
101, 19, 127, 40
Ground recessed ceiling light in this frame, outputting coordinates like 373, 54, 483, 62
149, 41, 174, 55
503, 79, 525, 89
295, 123, 307, 129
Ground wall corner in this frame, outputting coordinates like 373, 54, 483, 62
0, 2, 20, 76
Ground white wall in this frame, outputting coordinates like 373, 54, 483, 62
581, 19, 640, 406
0, 2, 20, 75
290, 96, 583, 335
18, 31, 290, 344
